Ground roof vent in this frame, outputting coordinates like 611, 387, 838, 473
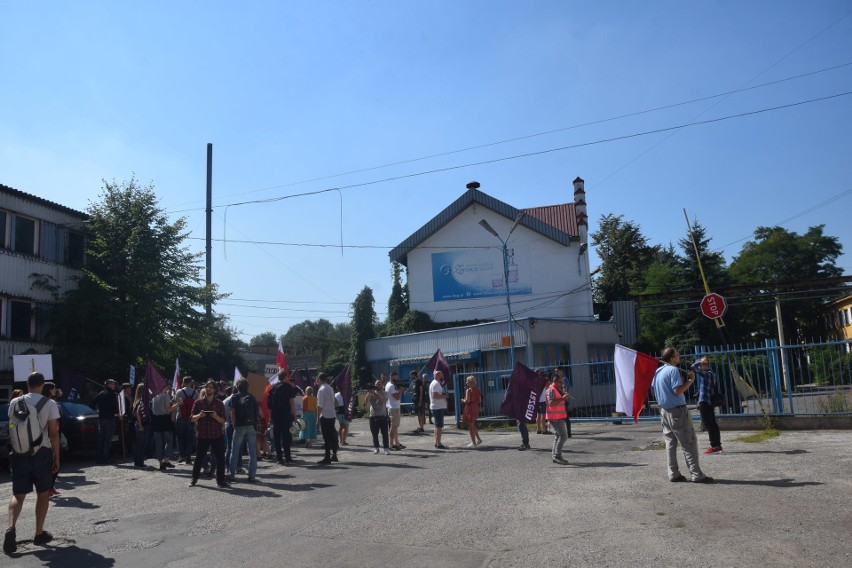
466, 181, 480, 190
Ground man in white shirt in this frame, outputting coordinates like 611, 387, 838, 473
5, 372, 61, 554
429, 371, 449, 449
315, 373, 339, 465
384, 372, 405, 451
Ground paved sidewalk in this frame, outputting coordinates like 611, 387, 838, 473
2, 416, 850, 567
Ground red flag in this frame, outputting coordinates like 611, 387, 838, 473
276, 341, 289, 374
614, 345, 660, 423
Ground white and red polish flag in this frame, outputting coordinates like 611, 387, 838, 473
276, 341, 289, 374
614, 345, 660, 423
172, 358, 181, 391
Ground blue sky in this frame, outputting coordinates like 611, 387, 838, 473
2, 1, 851, 342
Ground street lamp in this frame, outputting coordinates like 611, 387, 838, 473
479, 211, 525, 369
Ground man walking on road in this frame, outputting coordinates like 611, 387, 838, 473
5, 372, 61, 554
91, 378, 118, 464
268, 373, 298, 465
316, 373, 339, 465
190, 380, 229, 488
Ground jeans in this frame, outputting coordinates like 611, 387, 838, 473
133, 422, 152, 466
154, 430, 172, 462
320, 417, 339, 459
549, 419, 568, 459
369, 416, 389, 449
175, 418, 195, 460
97, 417, 116, 461
229, 425, 258, 478
271, 414, 293, 461
192, 437, 226, 484
698, 402, 721, 447
518, 421, 529, 446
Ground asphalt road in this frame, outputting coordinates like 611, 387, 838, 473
2, 416, 850, 567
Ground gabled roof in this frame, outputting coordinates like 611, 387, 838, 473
389, 187, 577, 266
1, 183, 88, 219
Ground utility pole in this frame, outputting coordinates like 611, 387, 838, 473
205, 143, 213, 318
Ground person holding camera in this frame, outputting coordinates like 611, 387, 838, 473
366, 380, 391, 454
190, 380, 229, 488
651, 348, 714, 484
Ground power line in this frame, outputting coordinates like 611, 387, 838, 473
167, 90, 852, 214
164, 61, 852, 211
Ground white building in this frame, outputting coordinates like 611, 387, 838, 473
368, 178, 621, 416
1, 183, 87, 386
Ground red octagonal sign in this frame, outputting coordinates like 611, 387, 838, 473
700, 293, 728, 320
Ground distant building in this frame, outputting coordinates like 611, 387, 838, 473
0, 183, 87, 389
368, 178, 621, 414
823, 294, 852, 341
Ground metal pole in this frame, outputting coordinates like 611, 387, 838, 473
775, 294, 790, 393
205, 143, 213, 318
502, 239, 515, 370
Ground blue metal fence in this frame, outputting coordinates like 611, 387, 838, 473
449, 338, 852, 424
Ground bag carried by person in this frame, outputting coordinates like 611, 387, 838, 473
178, 387, 195, 420
9, 396, 50, 455
234, 393, 258, 427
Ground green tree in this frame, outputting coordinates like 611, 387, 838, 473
386, 261, 408, 325
350, 286, 377, 388
249, 331, 278, 347
591, 214, 657, 320
281, 319, 351, 369
728, 225, 843, 340
44, 178, 225, 379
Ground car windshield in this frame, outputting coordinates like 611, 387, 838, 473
0, 403, 8, 419
60, 402, 96, 417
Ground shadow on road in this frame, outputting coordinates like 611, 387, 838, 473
13, 542, 114, 567
49, 495, 100, 509
714, 478, 823, 488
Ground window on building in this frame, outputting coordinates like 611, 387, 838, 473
0, 210, 7, 249
13, 215, 36, 256
66, 231, 85, 267
588, 344, 615, 385
10, 300, 34, 340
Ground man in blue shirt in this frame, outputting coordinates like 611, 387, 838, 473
651, 347, 714, 484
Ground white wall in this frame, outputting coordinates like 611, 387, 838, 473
406, 203, 593, 323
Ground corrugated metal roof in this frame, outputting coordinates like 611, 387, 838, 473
0, 184, 88, 219
523, 203, 578, 236
389, 188, 577, 265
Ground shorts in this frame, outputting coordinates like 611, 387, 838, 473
337, 413, 351, 426
10, 447, 54, 495
388, 408, 401, 428
432, 408, 445, 428
537, 402, 546, 414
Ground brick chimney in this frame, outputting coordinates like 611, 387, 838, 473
573, 176, 587, 243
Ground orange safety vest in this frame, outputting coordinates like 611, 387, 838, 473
545, 385, 568, 421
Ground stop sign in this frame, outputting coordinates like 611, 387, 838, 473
700, 293, 728, 319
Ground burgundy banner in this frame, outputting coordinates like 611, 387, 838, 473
499, 363, 548, 422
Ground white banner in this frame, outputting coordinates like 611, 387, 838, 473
13, 354, 54, 382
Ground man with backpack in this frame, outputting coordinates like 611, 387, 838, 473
5, 372, 61, 555
228, 378, 260, 483
174, 377, 199, 465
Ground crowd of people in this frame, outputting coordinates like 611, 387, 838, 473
5, 350, 721, 555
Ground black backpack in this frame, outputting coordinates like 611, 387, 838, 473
234, 393, 257, 427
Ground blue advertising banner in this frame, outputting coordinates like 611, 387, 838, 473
431, 246, 533, 302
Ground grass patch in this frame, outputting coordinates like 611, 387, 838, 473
734, 429, 780, 443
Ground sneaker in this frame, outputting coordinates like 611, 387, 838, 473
330, 455, 339, 462
396, 444, 406, 450
216, 481, 230, 488
670, 474, 688, 483
163, 462, 175, 469
47, 488, 60, 497
383, 448, 391, 455
237, 468, 247, 474
184, 458, 194, 465
246, 477, 257, 483
159, 463, 167, 471
552, 457, 568, 465
33, 531, 53, 546
189, 478, 198, 486
692, 476, 716, 484
466, 442, 477, 448
176, 457, 186, 464
4, 526, 16, 554
517, 445, 529, 451
434, 444, 447, 449
317, 458, 332, 465
704, 446, 723, 455
372, 448, 379, 454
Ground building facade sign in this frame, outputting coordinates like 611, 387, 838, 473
430, 246, 533, 302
